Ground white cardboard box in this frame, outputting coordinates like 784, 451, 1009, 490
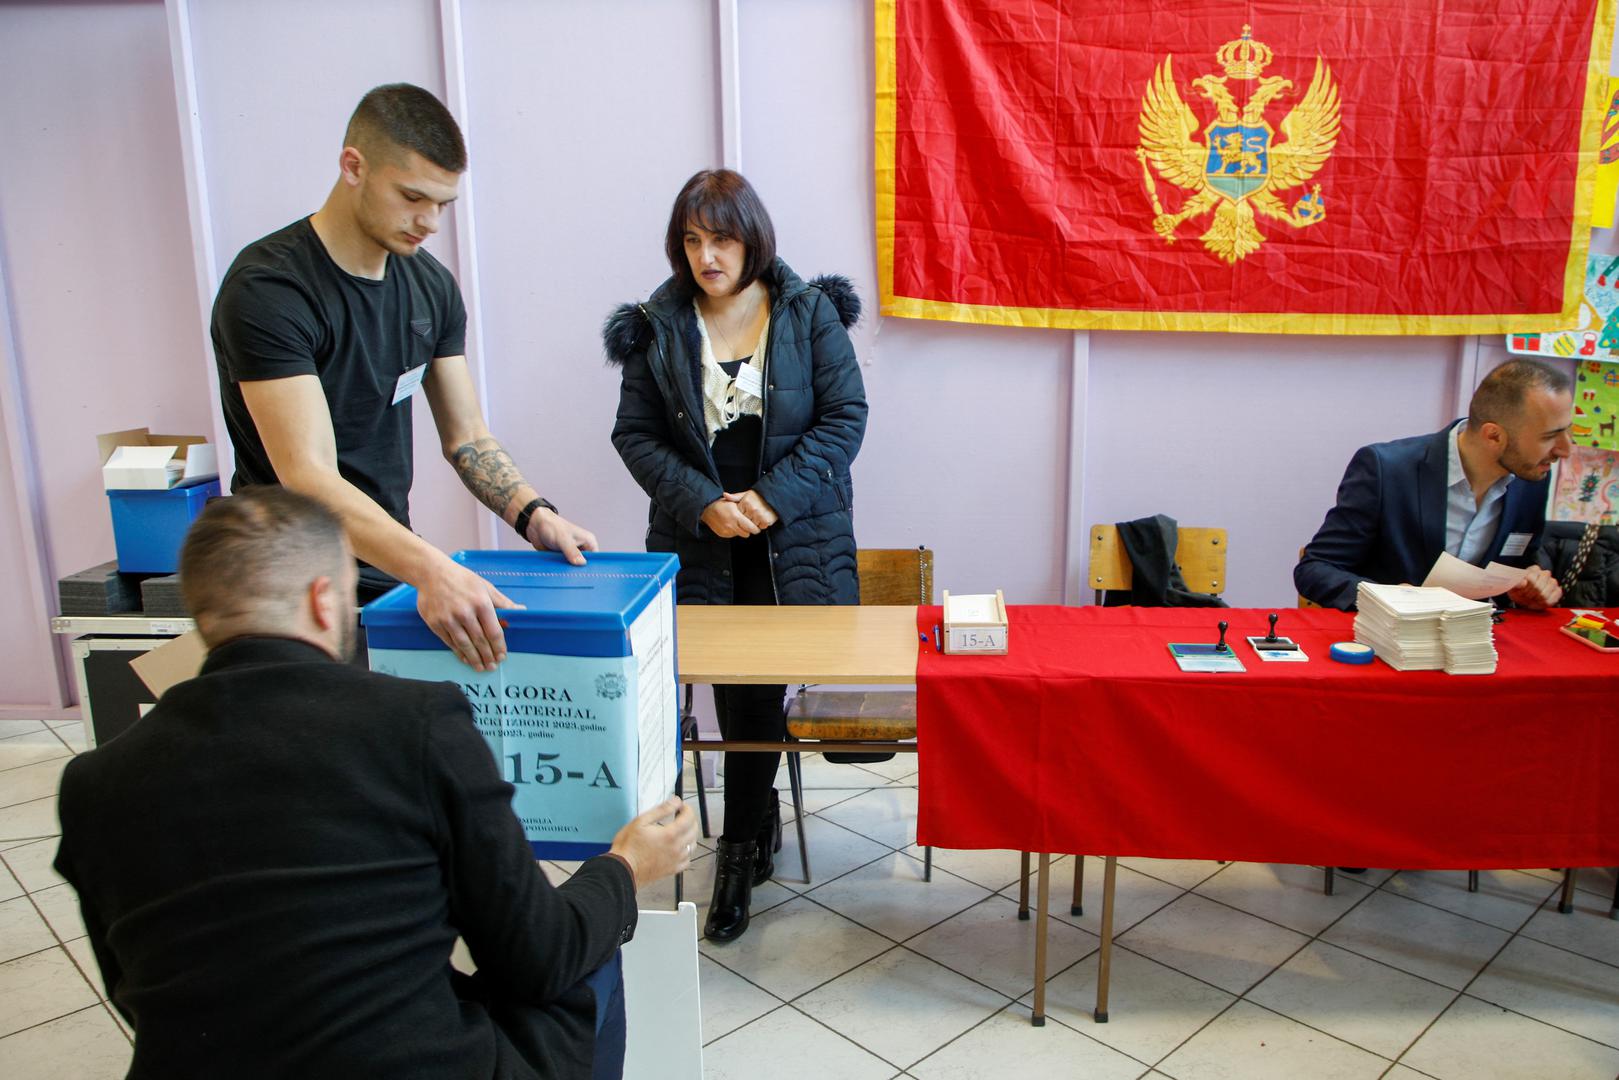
98, 428, 218, 490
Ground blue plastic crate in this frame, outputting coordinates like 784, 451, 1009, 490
106, 480, 221, 574
362, 551, 681, 860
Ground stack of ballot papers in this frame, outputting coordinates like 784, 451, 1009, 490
1353, 582, 1497, 674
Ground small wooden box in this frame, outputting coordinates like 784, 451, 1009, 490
942, 589, 1009, 654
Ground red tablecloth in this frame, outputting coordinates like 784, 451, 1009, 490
915, 606, 1619, 869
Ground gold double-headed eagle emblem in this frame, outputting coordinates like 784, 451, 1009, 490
1137, 25, 1341, 263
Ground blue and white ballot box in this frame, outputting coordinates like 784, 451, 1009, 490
361, 551, 680, 860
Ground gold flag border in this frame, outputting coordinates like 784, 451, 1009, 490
873, 0, 1618, 335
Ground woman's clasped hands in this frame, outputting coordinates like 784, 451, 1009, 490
701, 490, 778, 537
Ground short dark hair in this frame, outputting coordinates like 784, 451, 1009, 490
1468, 358, 1574, 429
344, 83, 466, 173
179, 487, 348, 641
663, 169, 776, 297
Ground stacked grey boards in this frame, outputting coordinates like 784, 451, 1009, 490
139, 575, 188, 617
57, 561, 189, 618
58, 561, 145, 616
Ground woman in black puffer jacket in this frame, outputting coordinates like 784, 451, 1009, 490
604, 169, 866, 943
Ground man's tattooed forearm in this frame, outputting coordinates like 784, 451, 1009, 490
450, 439, 527, 517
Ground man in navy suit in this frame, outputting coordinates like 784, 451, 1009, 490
1296, 359, 1573, 611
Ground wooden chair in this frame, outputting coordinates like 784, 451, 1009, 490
681, 547, 933, 888
785, 547, 934, 881
1016, 525, 1227, 919
1089, 524, 1227, 598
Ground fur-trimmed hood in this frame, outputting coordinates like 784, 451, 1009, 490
602, 260, 861, 366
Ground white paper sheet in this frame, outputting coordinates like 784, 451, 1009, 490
628, 580, 678, 814
1420, 552, 1529, 600
944, 593, 1000, 623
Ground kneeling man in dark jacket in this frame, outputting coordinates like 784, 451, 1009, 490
53, 487, 696, 1079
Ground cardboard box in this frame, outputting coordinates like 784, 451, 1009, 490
99, 428, 218, 490
362, 551, 680, 860
129, 630, 207, 699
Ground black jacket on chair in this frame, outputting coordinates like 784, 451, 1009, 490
1105, 514, 1227, 607
54, 637, 635, 1080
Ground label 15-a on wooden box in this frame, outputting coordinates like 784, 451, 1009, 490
942, 589, 1008, 655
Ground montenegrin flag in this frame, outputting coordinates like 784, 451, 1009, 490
875, 0, 1617, 334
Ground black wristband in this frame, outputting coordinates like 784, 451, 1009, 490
513, 496, 557, 542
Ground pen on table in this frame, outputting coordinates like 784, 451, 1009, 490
932, 624, 941, 652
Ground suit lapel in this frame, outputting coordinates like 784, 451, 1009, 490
1416, 424, 1456, 566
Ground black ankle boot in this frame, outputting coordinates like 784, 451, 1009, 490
753, 789, 782, 887
704, 839, 758, 943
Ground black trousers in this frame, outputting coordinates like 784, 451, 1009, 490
453, 953, 625, 1079
713, 532, 786, 843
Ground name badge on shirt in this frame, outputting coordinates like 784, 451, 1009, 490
391, 363, 428, 406
1498, 532, 1532, 558
734, 364, 764, 399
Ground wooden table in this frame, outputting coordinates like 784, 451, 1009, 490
677, 603, 921, 756
676, 604, 919, 686
673, 604, 924, 894
672, 604, 1075, 1024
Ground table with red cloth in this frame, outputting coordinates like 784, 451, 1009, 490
913, 605, 1619, 1023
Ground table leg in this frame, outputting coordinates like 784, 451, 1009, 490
1095, 855, 1117, 1023
1032, 852, 1050, 1027
1018, 851, 1031, 920
1560, 868, 1577, 914
1072, 854, 1085, 917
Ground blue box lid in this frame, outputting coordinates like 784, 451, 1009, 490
360, 551, 678, 654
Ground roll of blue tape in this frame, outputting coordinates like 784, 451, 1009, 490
1330, 641, 1375, 665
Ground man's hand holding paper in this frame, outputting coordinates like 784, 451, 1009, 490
1422, 551, 1562, 609
1506, 566, 1562, 609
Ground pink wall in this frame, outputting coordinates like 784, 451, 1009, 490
0, 0, 1610, 707
1085, 331, 1466, 606
459, 0, 718, 554
0, 2, 211, 706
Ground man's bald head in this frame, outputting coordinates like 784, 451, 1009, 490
1467, 358, 1572, 430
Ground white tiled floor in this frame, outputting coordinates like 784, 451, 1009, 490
2, 727, 1617, 1080
0, 722, 129, 1079
674, 755, 1619, 1080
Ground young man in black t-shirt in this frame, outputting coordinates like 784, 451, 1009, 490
211, 83, 594, 671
